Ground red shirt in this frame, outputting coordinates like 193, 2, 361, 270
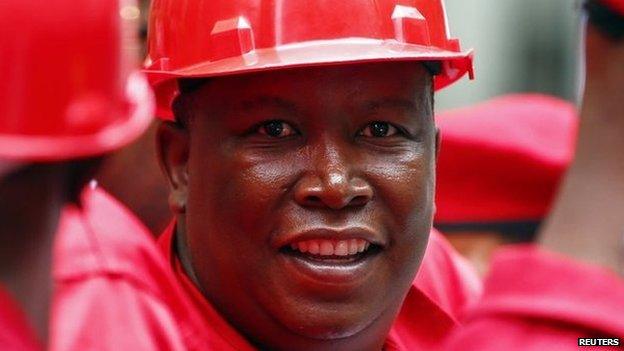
0, 286, 41, 351
51, 187, 209, 351
444, 246, 624, 350
157, 224, 482, 350
415, 228, 483, 319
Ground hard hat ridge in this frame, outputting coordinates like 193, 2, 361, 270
144, 0, 474, 120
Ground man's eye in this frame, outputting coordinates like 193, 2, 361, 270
359, 121, 399, 137
257, 120, 297, 138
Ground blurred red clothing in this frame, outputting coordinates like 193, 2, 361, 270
51, 187, 209, 351
0, 286, 40, 351
444, 246, 624, 350
416, 228, 483, 319
435, 94, 577, 225
602, 0, 624, 16
157, 224, 482, 350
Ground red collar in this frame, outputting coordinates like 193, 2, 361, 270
158, 222, 460, 350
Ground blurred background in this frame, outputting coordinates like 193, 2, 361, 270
438, 0, 582, 109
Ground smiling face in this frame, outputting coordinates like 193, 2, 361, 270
158, 62, 438, 350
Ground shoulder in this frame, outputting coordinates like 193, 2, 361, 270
414, 228, 483, 320
51, 187, 206, 350
386, 230, 483, 350
443, 246, 624, 350
50, 277, 186, 351
0, 286, 41, 351
54, 185, 168, 289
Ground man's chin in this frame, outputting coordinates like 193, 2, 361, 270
278, 310, 376, 341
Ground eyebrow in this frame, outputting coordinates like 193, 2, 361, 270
239, 95, 299, 114
365, 97, 417, 112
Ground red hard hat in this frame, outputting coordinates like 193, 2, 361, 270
434, 94, 578, 225
145, 0, 474, 120
0, 0, 154, 162
601, 0, 624, 16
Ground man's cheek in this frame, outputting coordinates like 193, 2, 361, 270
367, 161, 430, 208
237, 158, 296, 197
209, 166, 281, 232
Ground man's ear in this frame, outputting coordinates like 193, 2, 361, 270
434, 127, 441, 162
156, 121, 189, 214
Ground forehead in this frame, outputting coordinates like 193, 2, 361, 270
184, 62, 432, 111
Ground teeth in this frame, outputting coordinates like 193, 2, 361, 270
335, 241, 348, 256
357, 240, 366, 253
308, 241, 320, 255
289, 239, 370, 257
348, 239, 359, 255
299, 241, 309, 253
320, 241, 333, 255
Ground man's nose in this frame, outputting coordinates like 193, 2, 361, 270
294, 142, 373, 210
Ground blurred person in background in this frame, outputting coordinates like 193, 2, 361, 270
539, 0, 624, 276
95, 0, 173, 236
435, 94, 578, 276
0, 0, 205, 350
145, 0, 481, 349
444, 0, 624, 349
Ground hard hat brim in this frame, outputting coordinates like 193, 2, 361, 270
0, 72, 154, 162
144, 38, 474, 120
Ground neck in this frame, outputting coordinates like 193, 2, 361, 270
539, 27, 624, 274
0, 165, 67, 343
174, 217, 396, 351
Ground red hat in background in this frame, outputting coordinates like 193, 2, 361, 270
434, 94, 578, 226
0, 0, 153, 162
601, 0, 624, 16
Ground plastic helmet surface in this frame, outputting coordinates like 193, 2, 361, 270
144, 0, 474, 120
434, 94, 578, 225
601, 0, 624, 16
0, 0, 154, 161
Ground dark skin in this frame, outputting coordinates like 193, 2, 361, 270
0, 163, 70, 343
539, 17, 624, 275
158, 62, 439, 351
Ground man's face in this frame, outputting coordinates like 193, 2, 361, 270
160, 62, 437, 348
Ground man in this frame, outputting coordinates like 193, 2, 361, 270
444, 0, 624, 349
145, 1, 479, 349
0, 1, 205, 349
434, 94, 578, 275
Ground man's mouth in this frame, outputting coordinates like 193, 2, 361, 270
282, 238, 380, 263
275, 228, 385, 285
